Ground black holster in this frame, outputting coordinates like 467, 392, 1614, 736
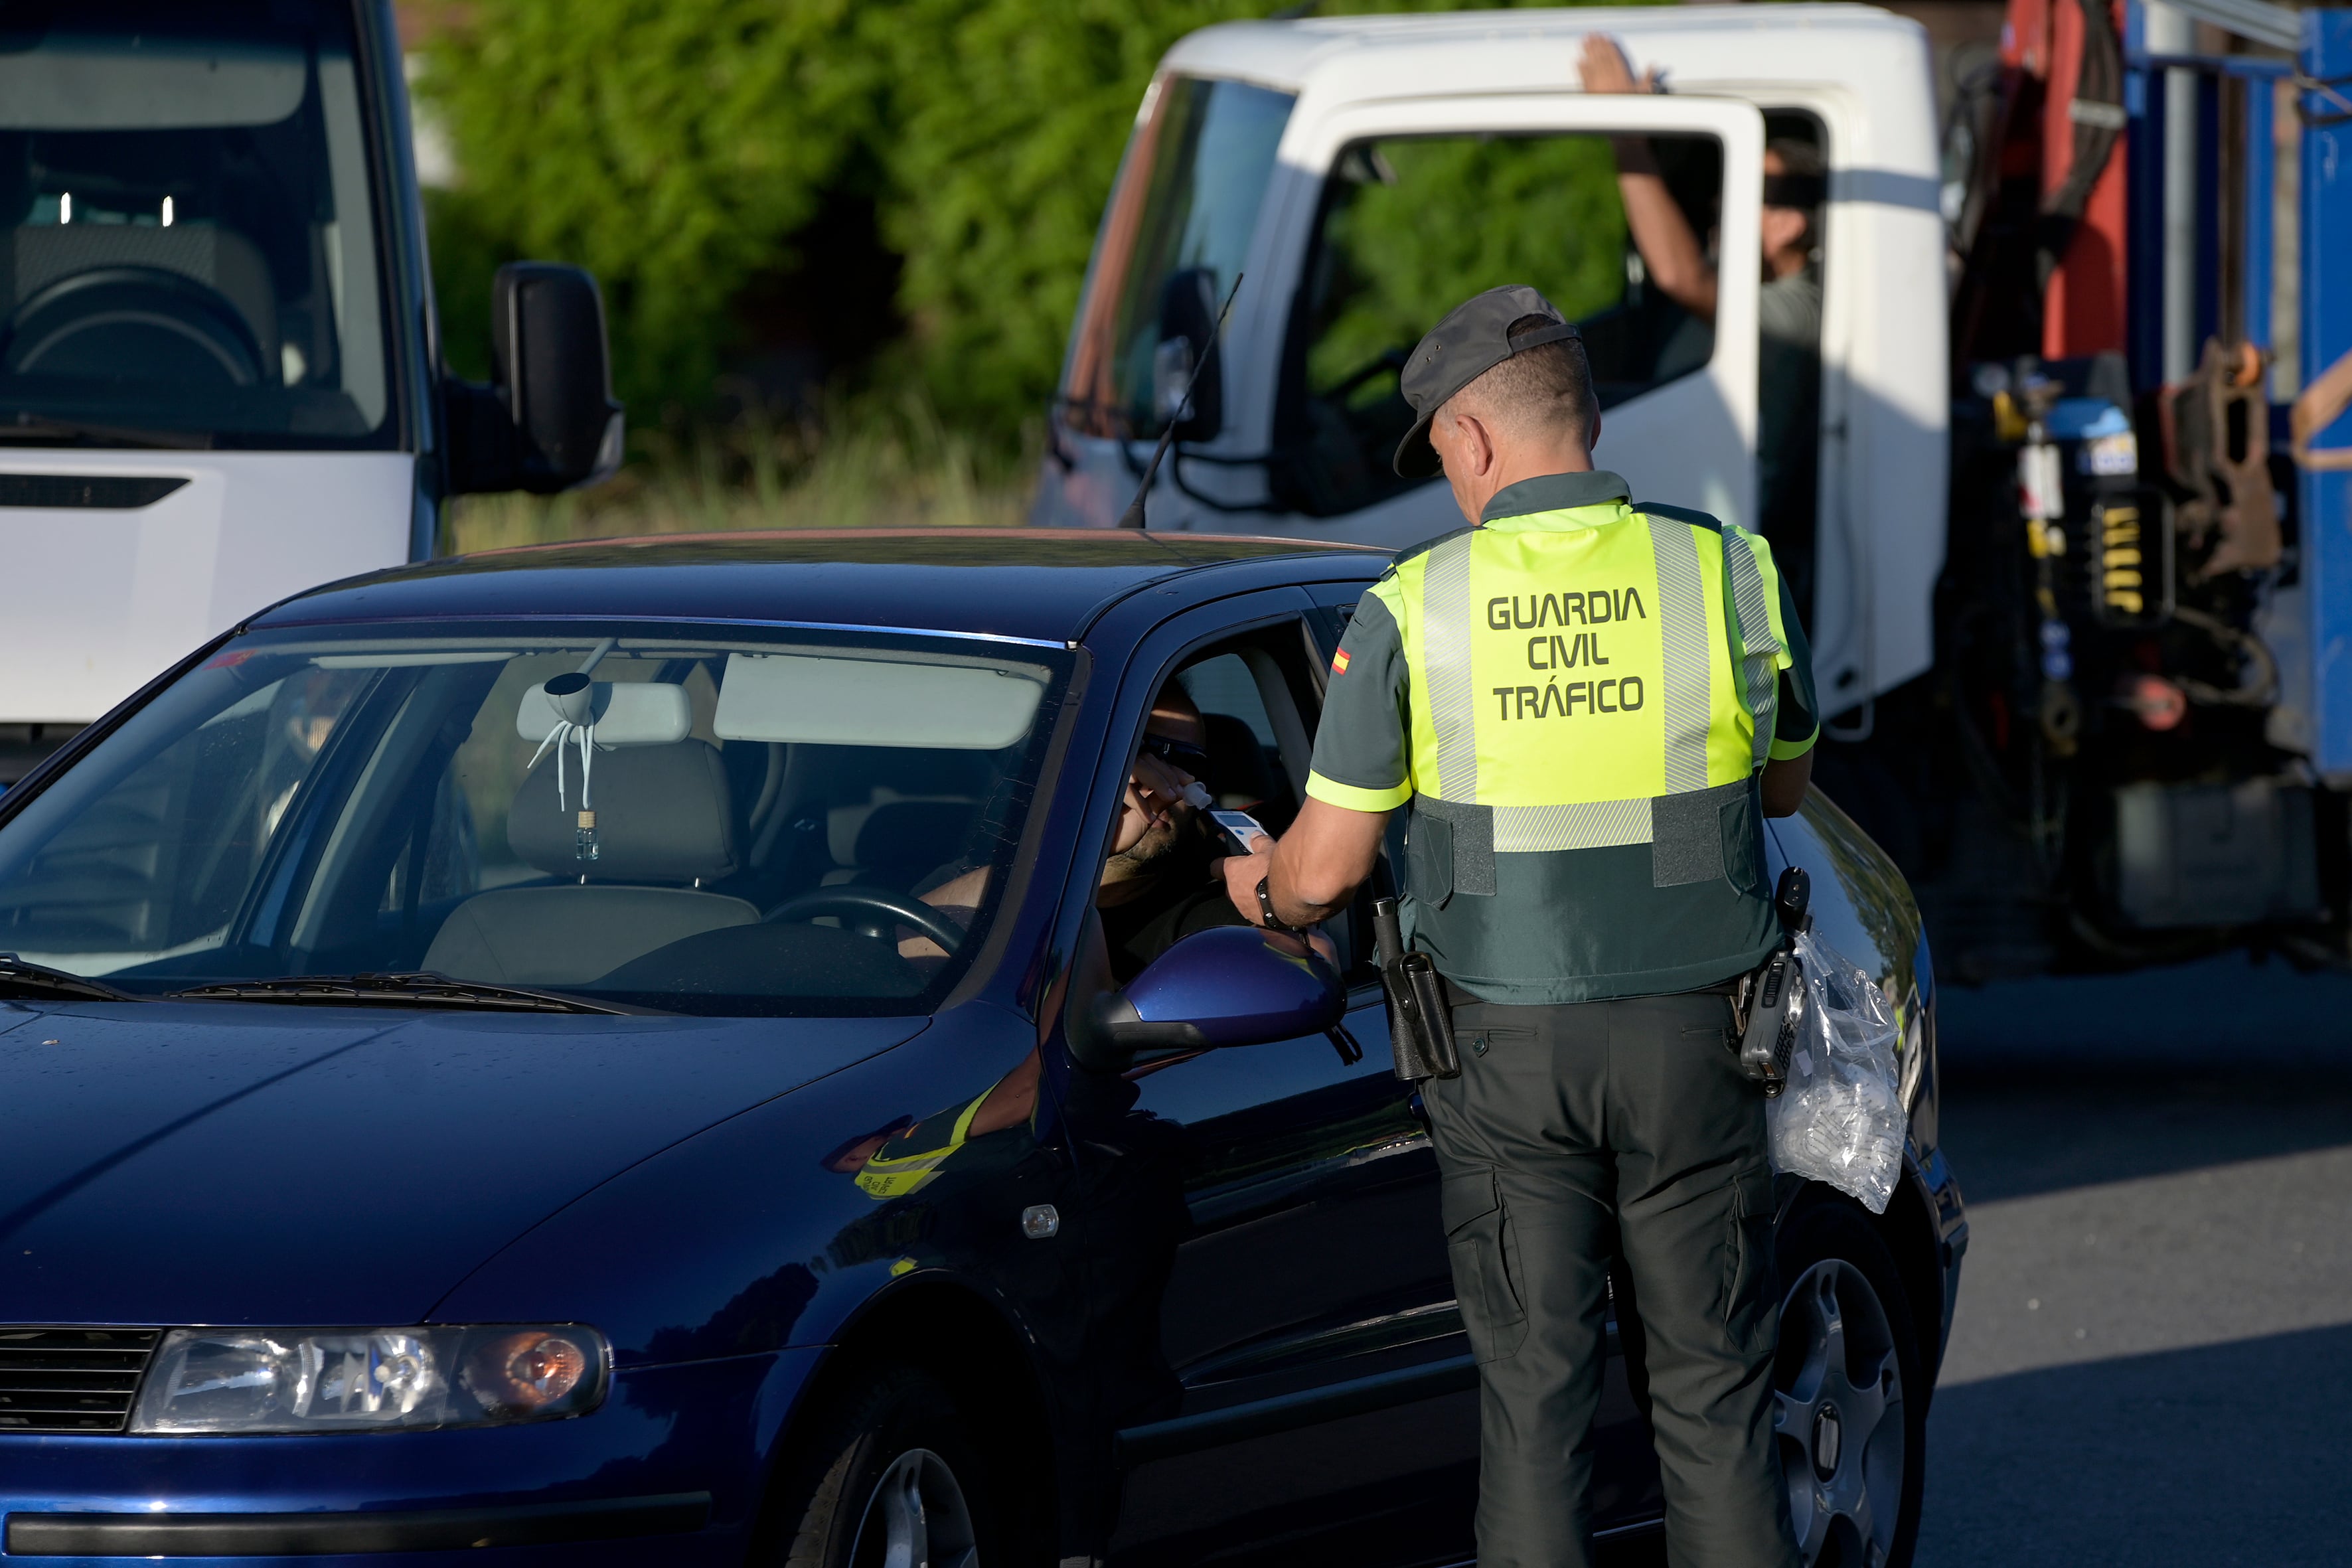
1734, 864, 1814, 1097
1373, 897, 1460, 1081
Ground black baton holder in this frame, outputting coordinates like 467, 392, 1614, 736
1373, 898, 1460, 1081
1737, 866, 1812, 1097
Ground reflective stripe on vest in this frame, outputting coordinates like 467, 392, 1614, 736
1720, 524, 1788, 771
854, 1089, 989, 1200
1386, 507, 1786, 883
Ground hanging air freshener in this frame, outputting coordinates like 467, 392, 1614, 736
529, 670, 602, 864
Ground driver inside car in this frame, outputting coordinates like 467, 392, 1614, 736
1092, 682, 1263, 983
902, 682, 1325, 976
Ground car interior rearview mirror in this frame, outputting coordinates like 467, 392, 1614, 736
1089, 923, 1343, 1053
445, 262, 624, 497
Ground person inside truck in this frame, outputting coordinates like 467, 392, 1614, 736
1579, 35, 1826, 611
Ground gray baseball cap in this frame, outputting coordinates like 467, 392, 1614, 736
1392, 284, 1583, 478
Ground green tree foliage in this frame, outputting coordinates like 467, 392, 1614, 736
421, 0, 1610, 433
420, 0, 877, 410
1308, 135, 1629, 398
862, 0, 1269, 432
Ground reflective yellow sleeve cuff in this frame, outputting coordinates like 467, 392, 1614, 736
1306, 771, 1411, 813
1768, 726, 1820, 762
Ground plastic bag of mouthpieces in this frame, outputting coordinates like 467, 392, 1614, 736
1766, 931, 1906, 1214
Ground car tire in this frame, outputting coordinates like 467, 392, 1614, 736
1772, 1200, 1927, 1568
765, 1364, 999, 1568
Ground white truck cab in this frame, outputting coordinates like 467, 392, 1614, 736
1035, 5, 1947, 718
0, 0, 618, 782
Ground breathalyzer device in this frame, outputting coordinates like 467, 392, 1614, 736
1208, 807, 1271, 856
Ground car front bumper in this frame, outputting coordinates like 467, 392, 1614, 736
0, 1348, 819, 1565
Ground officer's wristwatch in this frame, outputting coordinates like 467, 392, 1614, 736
1255, 875, 1302, 933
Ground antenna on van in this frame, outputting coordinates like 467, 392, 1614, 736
1119, 270, 1244, 530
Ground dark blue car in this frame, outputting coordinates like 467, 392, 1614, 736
0, 531, 1963, 1567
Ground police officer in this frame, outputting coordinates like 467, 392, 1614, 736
1221, 283, 1818, 1568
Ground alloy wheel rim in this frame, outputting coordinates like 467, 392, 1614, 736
1774, 1259, 1906, 1567
847, 1446, 979, 1568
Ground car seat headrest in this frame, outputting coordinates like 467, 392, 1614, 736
515, 680, 691, 747
852, 799, 980, 878
509, 740, 738, 883
1200, 710, 1278, 809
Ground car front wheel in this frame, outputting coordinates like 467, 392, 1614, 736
1773, 1202, 1927, 1568
767, 1364, 994, 1568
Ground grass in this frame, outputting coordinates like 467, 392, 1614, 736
441, 391, 1038, 554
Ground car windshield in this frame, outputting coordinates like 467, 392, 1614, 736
0, 623, 1069, 1015
1060, 74, 1294, 439
0, 0, 394, 447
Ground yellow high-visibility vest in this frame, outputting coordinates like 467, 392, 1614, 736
1307, 475, 1818, 1003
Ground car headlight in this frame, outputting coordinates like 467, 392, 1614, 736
129, 1326, 608, 1435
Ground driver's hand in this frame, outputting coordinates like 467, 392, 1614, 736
1578, 35, 1658, 94
901, 867, 988, 961
1111, 751, 1197, 854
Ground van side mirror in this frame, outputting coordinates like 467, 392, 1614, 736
445, 262, 624, 496
1151, 266, 1223, 443
1089, 924, 1343, 1051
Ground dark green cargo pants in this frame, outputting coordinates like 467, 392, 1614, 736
1425, 986, 1798, 1568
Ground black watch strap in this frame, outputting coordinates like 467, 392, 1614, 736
1256, 874, 1299, 933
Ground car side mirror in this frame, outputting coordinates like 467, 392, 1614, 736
1089, 924, 1343, 1051
1151, 266, 1223, 443
445, 262, 624, 497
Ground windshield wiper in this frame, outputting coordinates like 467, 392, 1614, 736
0, 954, 137, 1003
0, 412, 213, 451
166, 972, 626, 1016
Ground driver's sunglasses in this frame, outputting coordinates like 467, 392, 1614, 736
1139, 734, 1210, 776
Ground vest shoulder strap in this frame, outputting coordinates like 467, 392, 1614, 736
1630, 499, 1725, 535
1383, 523, 1482, 581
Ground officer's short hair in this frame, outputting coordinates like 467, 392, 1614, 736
1448, 313, 1600, 449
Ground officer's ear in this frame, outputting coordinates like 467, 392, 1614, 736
1448, 408, 1498, 478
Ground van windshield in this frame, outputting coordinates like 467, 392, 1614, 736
0, 0, 394, 448
1061, 74, 1294, 439
0, 624, 1069, 1016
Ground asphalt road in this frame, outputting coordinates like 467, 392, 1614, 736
1916, 953, 2352, 1567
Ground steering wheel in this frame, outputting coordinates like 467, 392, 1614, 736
4, 266, 265, 386
762, 886, 967, 955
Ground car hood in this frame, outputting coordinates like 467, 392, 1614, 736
0, 1001, 924, 1326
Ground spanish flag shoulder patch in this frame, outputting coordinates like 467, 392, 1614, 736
1330, 649, 1350, 675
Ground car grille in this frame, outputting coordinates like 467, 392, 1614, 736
0, 1328, 160, 1433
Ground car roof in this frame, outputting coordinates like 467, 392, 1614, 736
252, 528, 1391, 647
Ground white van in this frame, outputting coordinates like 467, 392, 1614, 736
1033, 5, 1947, 720
0, 0, 617, 781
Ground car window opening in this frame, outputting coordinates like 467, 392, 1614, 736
1272, 129, 1724, 520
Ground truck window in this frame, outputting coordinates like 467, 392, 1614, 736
1273, 131, 1721, 518
0, 0, 394, 449
1061, 75, 1295, 440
